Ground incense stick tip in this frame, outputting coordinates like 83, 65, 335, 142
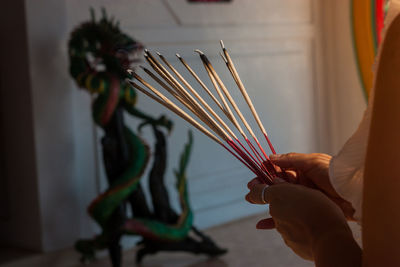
126, 69, 134, 74
176, 53, 181, 58
194, 49, 204, 55
156, 51, 162, 56
127, 70, 139, 79
219, 40, 225, 49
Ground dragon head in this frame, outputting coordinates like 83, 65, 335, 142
68, 8, 143, 81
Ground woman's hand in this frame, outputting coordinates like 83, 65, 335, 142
246, 179, 361, 265
269, 153, 355, 220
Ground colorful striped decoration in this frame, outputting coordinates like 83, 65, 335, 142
352, 0, 386, 99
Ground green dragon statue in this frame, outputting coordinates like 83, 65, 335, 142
68, 8, 226, 266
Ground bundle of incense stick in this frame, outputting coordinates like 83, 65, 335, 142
126, 41, 277, 184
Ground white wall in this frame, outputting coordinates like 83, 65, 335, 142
25, 0, 85, 251
66, 0, 320, 239
17, 0, 366, 252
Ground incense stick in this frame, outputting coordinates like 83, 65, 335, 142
220, 40, 276, 155
158, 53, 239, 140
134, 71, 227, 141
194, 51, 267, 166
176, 54, 265, 166
143, 53, 230, 139
157, 56, 266, 168
126, 79, 221, 144
127, 77, 267, 179
151, 52, 265, 168
196, 50, 269, 161
176, 54, 226, 114
140, 66, 222, 136
141, 58, 263, 172
152, 52, 231, 140
139, 66, 186, 104
125, 43, 278, 184
219, 53, 266, 164
142, 53, 266, 170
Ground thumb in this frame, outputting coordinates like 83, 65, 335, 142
269, 153, 310, 171
256, 218, 275, 229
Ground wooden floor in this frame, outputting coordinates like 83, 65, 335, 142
1, 213, 360, 267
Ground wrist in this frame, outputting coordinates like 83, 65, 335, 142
312, 229, 361, 267
312, 228, 352, 252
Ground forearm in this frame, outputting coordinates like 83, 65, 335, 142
313, 229, 362, 267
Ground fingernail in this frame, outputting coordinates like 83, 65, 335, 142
256, 221, 267, 229
269, 154, 281, 160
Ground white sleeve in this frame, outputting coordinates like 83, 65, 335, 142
329, 104, 372, 222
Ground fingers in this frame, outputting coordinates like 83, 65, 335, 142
256, 218, 275, 229
246, 177, 288, 204
262, 182, 293, 205
298, 174, 318, 189
245, 184, 268, 204
269, 153, 312, 170
262, 160, 279, 176
248, 170, 295, 190
247, 177, 262, 189
279, 170, 297, 179
282, 171, 298, 184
